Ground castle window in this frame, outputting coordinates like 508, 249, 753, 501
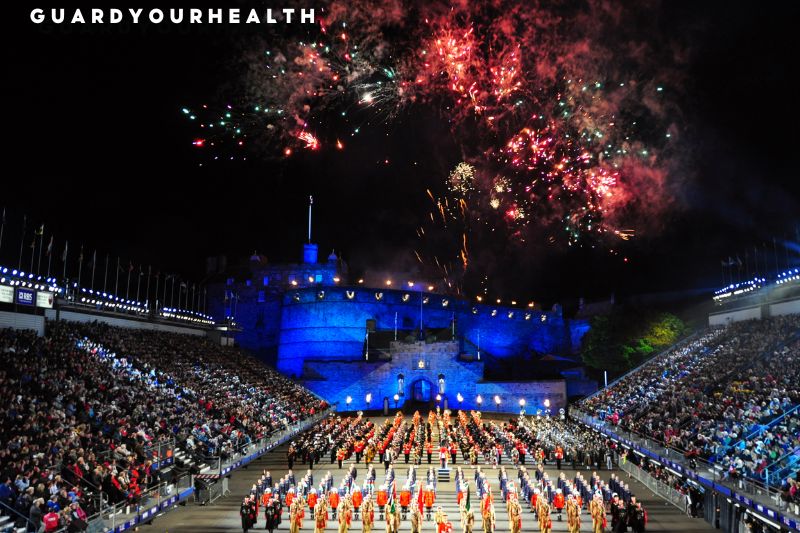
257, 291, 265, 303
263, 276, 269, 286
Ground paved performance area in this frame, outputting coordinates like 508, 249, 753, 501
151, 414, 716, 533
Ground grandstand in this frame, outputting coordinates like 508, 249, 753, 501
1, 298, 799, 532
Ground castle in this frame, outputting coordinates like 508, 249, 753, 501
207, 217, 594, 412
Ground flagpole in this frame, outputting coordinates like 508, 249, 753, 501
29, 235, 35, 274
203, 287, 207, 314
150, 270, 156, 312
103, 254, 109, 293
62, 241, 69, 280
126, 262, 132, 300
136, 266, 142, 304
0, 207, 5, 256
773, 237, 780, 278
114, 257, 120, 296
77, 245, 83, 290
90, 249, 96, 290
162, 275, 168, 310
17, 215, 26, 271
36, 228, 44, 275
46, 237, 53, 278
170, 277, 175, 308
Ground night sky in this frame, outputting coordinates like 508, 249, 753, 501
4, 1, 799, 307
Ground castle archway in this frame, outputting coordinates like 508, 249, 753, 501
411, 378, 433, 402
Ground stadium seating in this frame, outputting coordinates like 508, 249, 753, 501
580, 316, 800, 489
0, 322, 327, 531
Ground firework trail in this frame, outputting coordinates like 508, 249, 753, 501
182, 0, 686, 287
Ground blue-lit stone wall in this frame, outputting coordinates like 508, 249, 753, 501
276, 286, 589, 377
299, 342, 568, 413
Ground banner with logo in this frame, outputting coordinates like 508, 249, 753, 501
16, 288, 35, 306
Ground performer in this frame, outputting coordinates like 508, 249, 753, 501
424, 485, 435, 520
589, 493, 605, 533
330, 489, 341, 520
386, 502, 401, 533
481, 502, 495, 533
265, 497, 281, 533
353, 487, 364, 520
363, 495, 376, 533
314, 499, 328, 533
537, 498, 552, 533
242, 496, 256, 533
410, 504, 423, 533
462, 508, 475, 533
434, 507, 448, 533
290, 496, 306, 533
553, 489, 565, 521
507, 499, 521, 533
566, 495, 581, 533
339, 497, 353, 533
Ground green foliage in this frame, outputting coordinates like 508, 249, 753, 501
580, 310, 685, 373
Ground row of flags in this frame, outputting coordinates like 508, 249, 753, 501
0, 208, 205, 311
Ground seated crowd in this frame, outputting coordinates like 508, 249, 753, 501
581, 315, 800, 492
0, 321, 327, 531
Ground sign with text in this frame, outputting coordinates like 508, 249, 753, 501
36, 291, 54, 308
16, 288, 35, 306
0, 285, 13, 304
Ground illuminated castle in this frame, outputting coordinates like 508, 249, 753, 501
208, 199, 593, 412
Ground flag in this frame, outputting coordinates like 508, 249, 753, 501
78, 246, 84, 263
417, 485, 424, 515
180, 281, 188, 290
129, 261, 134, 272
62, 242, 69, 261
35, 224, 44, 236
46, 236, 54, 255
465, 488, 470, 512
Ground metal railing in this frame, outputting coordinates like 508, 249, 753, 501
619, 458, 686, 510
90, 474, 194, 531
0, 499, 35, 532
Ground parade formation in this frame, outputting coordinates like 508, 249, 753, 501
239, 411, 649, 533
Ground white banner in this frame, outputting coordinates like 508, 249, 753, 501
36, 291, 54, 309
0, 285, 13, 304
